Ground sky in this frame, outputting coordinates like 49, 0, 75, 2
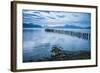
23, 10, 91, 28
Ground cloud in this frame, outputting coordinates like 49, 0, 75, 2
23, 10, 91, 27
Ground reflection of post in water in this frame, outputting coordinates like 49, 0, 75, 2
45, 28, 90, 40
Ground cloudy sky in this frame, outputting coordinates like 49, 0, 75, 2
23, 10, 91, 27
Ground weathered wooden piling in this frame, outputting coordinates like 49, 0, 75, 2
45, 28, 90, 40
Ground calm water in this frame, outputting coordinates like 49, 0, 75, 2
23, 28, 91, 62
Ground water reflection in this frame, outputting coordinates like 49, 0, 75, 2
23, 28, 91, 62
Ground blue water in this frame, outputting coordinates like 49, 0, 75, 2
23, 28, 91, 62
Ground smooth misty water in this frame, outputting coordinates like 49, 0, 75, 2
23, 28, 91, 62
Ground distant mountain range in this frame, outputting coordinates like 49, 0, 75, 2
52, 24, 91, 29
23, 23, 42, 28
23, 23, 91, 29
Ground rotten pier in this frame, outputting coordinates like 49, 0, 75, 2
45, 28, 90, 40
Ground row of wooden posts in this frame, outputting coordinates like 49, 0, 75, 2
45, 28, 90, 40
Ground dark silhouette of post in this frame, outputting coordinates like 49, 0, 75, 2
45, 28, 90, 40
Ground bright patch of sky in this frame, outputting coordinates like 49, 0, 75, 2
23, 10, 91, 27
